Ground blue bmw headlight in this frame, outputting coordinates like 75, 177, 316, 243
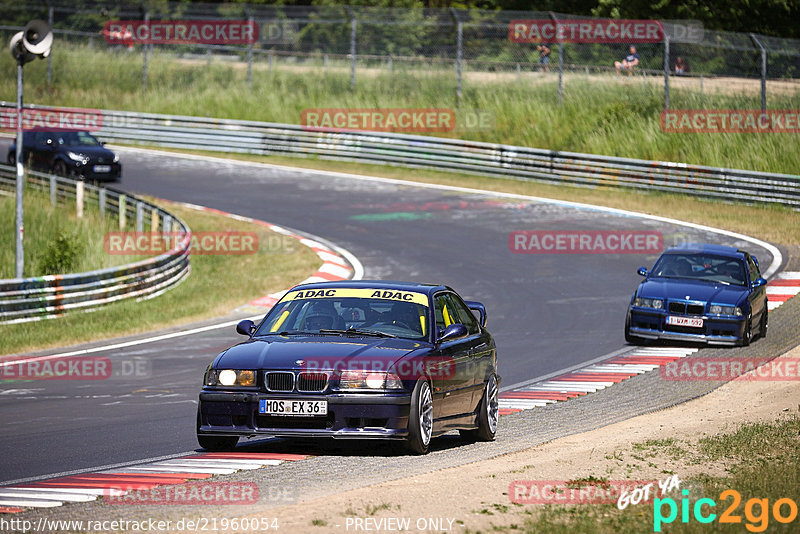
709, 305, 742, 316
634, 297, 664, 309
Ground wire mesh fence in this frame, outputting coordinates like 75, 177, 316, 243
1, 1, 798, 108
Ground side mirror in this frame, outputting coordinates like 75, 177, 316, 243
236, 319, 255, 336
751, 277, 767, 289
464, 300, 487, 327
436, 323, 467, 343
637, 267, 649, 277
100, 141, 107, 146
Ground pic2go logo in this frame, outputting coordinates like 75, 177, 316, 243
654, 489, 799, 532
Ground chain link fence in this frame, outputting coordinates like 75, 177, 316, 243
1, 1, 798, 109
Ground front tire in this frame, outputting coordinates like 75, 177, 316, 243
461, 374, 498, 442
625, 314, 645, 345
740, 314, 752, 347
196, 408, 238, 451
405, 379, 433, 455
53, 160, 68, 177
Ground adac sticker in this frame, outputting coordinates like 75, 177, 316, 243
285, 288, 428, 307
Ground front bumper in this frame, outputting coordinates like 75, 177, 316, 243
628, 308, 745, 346
68, 161, 122, 181
198, 391, 412, 439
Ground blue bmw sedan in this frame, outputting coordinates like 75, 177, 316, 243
197, 281, 499, 454
625, 244, 768, 346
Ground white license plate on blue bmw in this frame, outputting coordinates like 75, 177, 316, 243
259, 399, 327, 416
666, 316, 703, 328
94, 165, 111, 173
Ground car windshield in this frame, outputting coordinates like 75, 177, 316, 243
56, 132, 102, 147
254, 288, 430, 341
650, 253, 747, 286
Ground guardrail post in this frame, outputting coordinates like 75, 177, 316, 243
268, 51, 274, 72
119, 195, 126, 229
99, 188, 106, 217
76, 179, 84, 218
49, 174, 56, 206
151, 208, 159, 233
663, 34, 670, 110
163, 214, 172, 234
136, 201, 144, 232
47, 6, 54, 87
749, 33, 767, 112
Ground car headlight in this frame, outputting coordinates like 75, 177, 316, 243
113, 153, 120, 163
67, 151, 88, 163
633, 297, 664, 309
339, 370, 403, 390
205, 368, 256, 387
709, 305, 743, 316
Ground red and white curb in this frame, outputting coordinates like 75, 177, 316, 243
178, 203, 355, 314
0, 453, 308, 511
499, 272, 800, 416
767, 271, 800, 311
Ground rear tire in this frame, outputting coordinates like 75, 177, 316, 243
405, 379, 433, 455
461, 374, 498, 442
758, 308, 768, 340
7, 153, 15, 166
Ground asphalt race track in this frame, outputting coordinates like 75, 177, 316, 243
0, 144, 779, 484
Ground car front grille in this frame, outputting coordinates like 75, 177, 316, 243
265, 371, 294, 392
297, 372, 329, 392
668, 302, 705, 315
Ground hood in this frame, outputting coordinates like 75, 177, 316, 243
62, 145, 116, 161
637, 278, 747, 305
214, 335, 428, 370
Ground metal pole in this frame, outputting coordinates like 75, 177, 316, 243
663, 34, 670, 110
750, 34, 767, 111
142, 11, 149, 93
47, 6, 53, 86
549, 13, 562, 105
456, 20, 463, 101
349, 12, 356, 91
246, 15, 253, 88
15, 61, 24, 278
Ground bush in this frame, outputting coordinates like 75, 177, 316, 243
40, 232, 82, 274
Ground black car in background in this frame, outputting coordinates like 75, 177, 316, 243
8, 131, 121, 181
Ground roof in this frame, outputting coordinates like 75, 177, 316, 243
289, 279, 446, 296
662, 243, 745, 258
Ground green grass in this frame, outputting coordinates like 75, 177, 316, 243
0, 184, 139, 278
0, 199, 321, 355
2, 44, 799, 175
517, 415, 800, 533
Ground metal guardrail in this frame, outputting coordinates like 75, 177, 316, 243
0, 166, 191, 324
21, 104, 792, 207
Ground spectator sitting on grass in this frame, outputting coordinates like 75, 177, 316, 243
674, 56, 690, 74
537, 44, 551, 72
614, 45, 640, 75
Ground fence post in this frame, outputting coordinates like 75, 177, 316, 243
268, 51, 273, 72
119, 195, 126, 229
450, 8, 463, 101
663, 34, 670, 110
346, 7, 357, 90
47, 6, 53, 86
163, 215, 172, 235
749, 33, 767, 111
151, 208, 159, 233
549, 12, 563, 106
136, 201, 144, 232
99, 187, 106, 217
76, 179, 84, 218
246, 15, 254, 88
49, 174, 56, 206
142, 10, 149, 93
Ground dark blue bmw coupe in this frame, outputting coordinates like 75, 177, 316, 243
197, 281, 499, 454
625, 244, 768, 346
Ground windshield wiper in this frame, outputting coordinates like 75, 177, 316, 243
319, 327, 396, 338
274, 330, 333, 336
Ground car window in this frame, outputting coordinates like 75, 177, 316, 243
434, 293, 457, 332
651, 253, 747, 286
57, 131, 102, 147
448, 294, 479, 335
746, 256, 760, 284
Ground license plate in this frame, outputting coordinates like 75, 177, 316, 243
259, 399, 327, 416
94, 165, 111, 173
666, 316, 704, 328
